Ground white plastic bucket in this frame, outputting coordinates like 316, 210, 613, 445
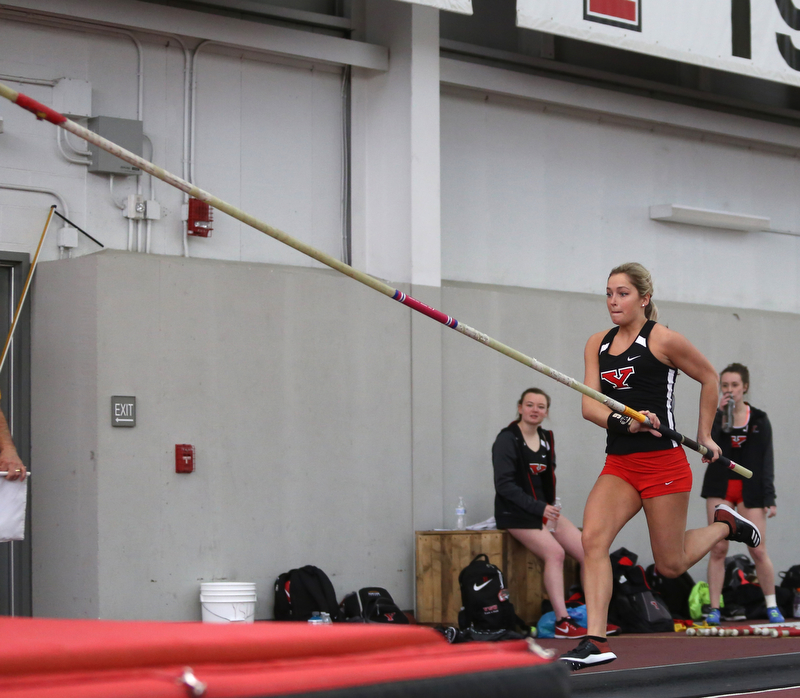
200, 582, 257, 623
201, 582, 256, 593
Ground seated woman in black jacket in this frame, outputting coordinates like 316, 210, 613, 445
492, 388, 586, 639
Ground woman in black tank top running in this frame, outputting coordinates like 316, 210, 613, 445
560, 263, 762, 672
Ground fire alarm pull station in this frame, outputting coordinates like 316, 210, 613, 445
185, 198, 214, 237
175, 444, 195, 474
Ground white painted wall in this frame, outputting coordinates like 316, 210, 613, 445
0, 12, 350, 265
350, 0, 442, 286
440, 69, 800, 314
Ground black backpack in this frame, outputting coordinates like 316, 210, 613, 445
723, 555, 794, 620
608, 548, 673, 633
457, 554, 527, 634
724, 554, 757, 590
645, 564, 696, 619
779, 565, 800, 592
273, 566, 342, 621
722, 554, 765, 619
340, 587, 410, 624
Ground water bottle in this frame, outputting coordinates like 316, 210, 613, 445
722, 395, 735, 434
455, 497, 466, 530
546, 496, 562, 533
794, 589, 800, 619
308, 611, 332, 625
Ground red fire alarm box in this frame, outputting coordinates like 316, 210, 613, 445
187, 198, 213, 237
175, 444, 195, 473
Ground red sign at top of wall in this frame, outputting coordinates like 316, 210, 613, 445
585, 0, 641, 31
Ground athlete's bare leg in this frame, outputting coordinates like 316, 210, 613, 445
740, 505, 776, 597
705, 497, 731, 608
581, 474, 643, 638
643, 492, 729, 578
552, 515, 585, 567
509, 516, 583, 620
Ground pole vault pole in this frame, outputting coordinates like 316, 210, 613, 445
0, 205, 56, 399
0, 81, 752, 479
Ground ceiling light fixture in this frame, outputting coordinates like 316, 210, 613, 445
649, 204, 770, 232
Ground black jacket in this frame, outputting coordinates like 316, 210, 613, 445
492, 422, 556, 529
701, 404, 775, 508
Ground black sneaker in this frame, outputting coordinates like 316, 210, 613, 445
701, 603, 747, 622
722, 604, 747, 621
559, 638, 617, 671
714, 504, 761, 547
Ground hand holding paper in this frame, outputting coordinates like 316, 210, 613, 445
0, 476, 27, 542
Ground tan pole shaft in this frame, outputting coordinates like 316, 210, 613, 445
0, 205, 56, 396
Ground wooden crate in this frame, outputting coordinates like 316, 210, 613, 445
415, 530, 580, 626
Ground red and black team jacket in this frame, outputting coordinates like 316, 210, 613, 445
492, 421, 556, 530
701, 404, 775, 509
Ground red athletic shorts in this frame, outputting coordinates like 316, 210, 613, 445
601, 447, 692, 499
724, 479, 744, 506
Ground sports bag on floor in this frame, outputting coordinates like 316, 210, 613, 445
724, 554, 758, 590
340, 587, 410, 624
722, 554, 766, 620
457, 553, 527, 635
273, 566, 341, 621
609, 548, 673, 633
645, 564, 695, 619
779, 564, 800, 592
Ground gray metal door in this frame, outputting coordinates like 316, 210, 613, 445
0, 253, 32, 616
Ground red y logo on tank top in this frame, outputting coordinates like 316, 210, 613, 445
731, 435, 747, 448
601, 367, 635, 389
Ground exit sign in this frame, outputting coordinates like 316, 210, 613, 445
111, 396, 136, 427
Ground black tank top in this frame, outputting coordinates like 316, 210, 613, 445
522, 439, 549, 477
598, 320, 678, 455
724, 412, 749, 481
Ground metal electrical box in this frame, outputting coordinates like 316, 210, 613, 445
87, 116, 142, 175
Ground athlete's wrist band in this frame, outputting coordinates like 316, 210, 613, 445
607, 412, 632, 434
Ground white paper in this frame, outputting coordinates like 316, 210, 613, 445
0, 477, 28, 542
466, 516, 497, 531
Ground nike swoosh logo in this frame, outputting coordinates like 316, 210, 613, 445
664, 481, 674, 486
627, 355, 641, 361
473, 580, 492, 591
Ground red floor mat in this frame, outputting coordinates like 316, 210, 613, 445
0, 618, 563, 698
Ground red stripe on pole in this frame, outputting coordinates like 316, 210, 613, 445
394, 291, 458, 328
15, 93, 67, 124
589, 0, 637, 22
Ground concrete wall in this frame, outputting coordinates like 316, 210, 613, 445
32, 251, 415, 619
31, 253, 800, 618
